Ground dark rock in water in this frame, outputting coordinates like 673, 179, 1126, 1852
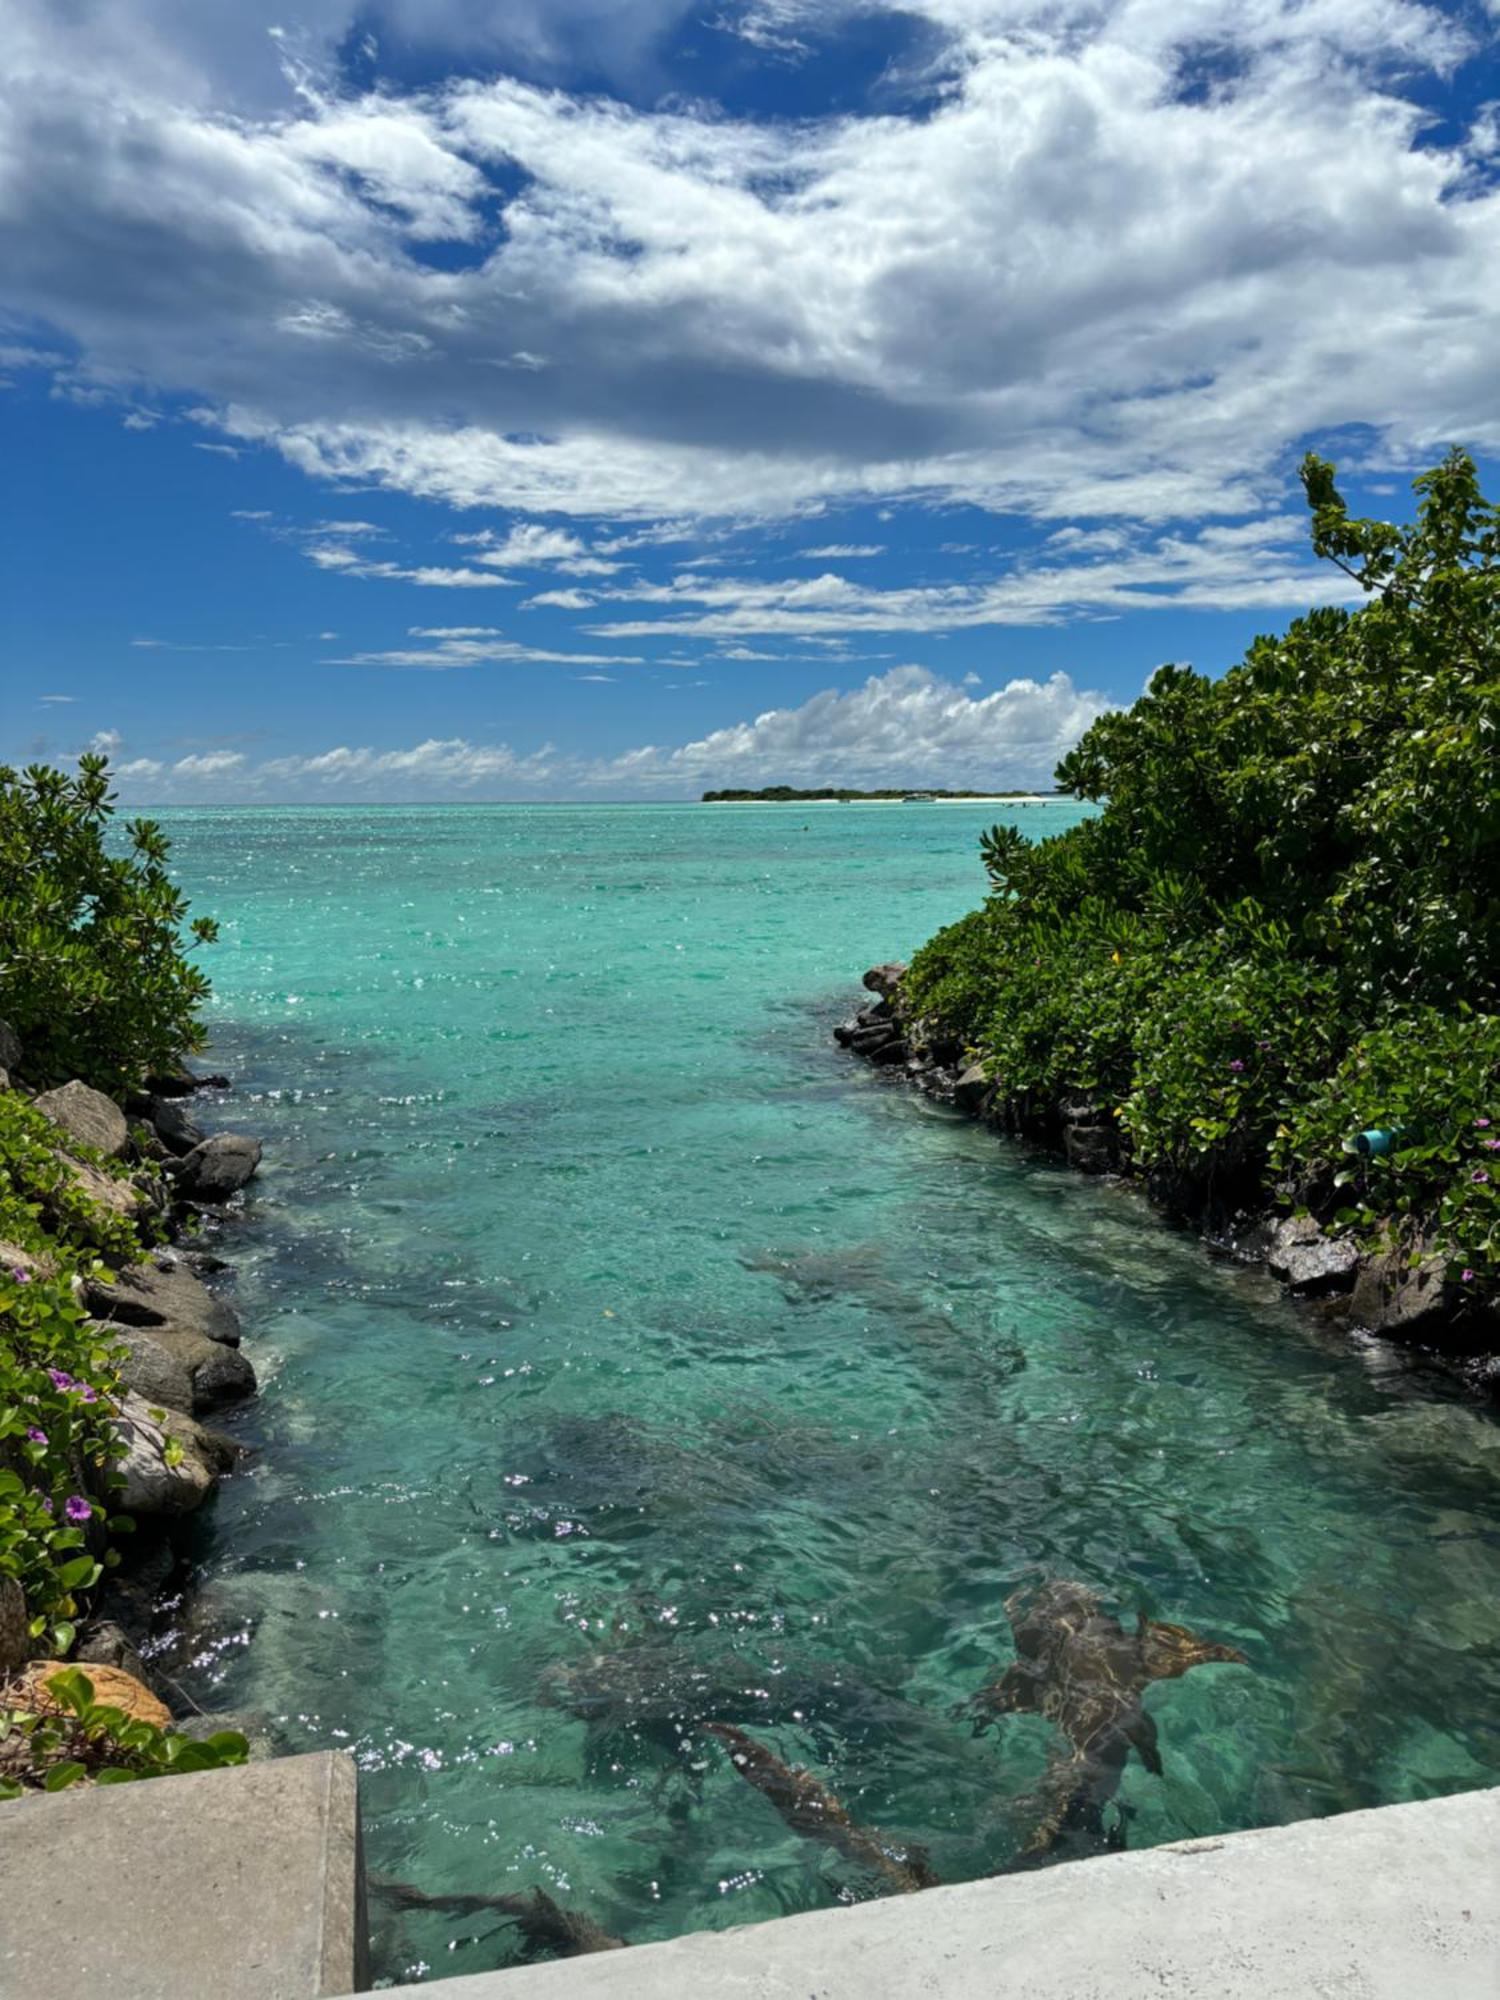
84, 1253, 243, 1347
862, 962, 906, 1000
833, 1015, 863, 1047
33, 1079, 130, 1161
172, 1132, 262, 1202
858, 1000, 892, 1025
847, 1020, 898, 1054
1268, 1217, 1359, 1295
148, 1096, 206, 1157
1063, 1122, 1116, 1175
868, 1038, 909, 1067
1349, 1236, 1449, 1337
0, 1019, 21, 1074
109, 1321, 256, 1415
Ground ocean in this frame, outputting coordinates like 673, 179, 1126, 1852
154, 801, 1500, 1984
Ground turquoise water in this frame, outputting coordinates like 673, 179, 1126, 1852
157, 803, 1500, 1985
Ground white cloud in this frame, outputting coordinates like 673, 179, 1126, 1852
2, 0, 1495, 526
596, 665, 1111, 789
329, 630, 644, 668
801, 544, 885, 559
523, 587, 596, 610
101, 664, 1110, 799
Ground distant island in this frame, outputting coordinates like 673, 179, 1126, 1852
701, 786, 1057, 802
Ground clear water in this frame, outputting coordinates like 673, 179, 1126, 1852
156, 803, 1500, 1986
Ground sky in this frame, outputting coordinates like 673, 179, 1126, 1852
3, 0, 1498, 801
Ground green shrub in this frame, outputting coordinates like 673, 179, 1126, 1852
0, 754, 217, 1092
905, 448, 1500, 1277
0, 1668, 247, 1799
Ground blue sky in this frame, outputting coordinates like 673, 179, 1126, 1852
3, 0, 1498, 799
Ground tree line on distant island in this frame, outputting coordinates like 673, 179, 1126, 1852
701, 787, 1056, 802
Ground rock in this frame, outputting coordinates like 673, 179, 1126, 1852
51, 1154, 152, 1226
0, 1067, 9, 1091
33, 1080, 129, 1160
147, 1096, 206, 1157
112, 1392, 241, 1516
0, 1575, 27, 1676
75, 1620, 147, 1684
172, 1132, 261, 1203
0, 1019, 21, 1073
83, 1253, 242, 1347
1268, 1216, 1360, 1296
146, 1065, 231, 1097
0, 1239, 56, 1282
1064, 1122, 1117, 1175
9, 1657, 172, 1730
868, 1038, 910, 1067
1350, 1236, 1450, 1338
862, 962, 907, 1001
847, 1021, 899, 1055
832, 1016, 863, 1048
108, 1321, 256, 1415
953, 1062, 993, 1115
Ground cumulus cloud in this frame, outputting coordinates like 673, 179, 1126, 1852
1, 0, 1495, 527
100, 664, 1110, 799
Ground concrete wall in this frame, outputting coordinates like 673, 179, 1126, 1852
396, 1787, 1500, 2000
0, 1750, 367, 2000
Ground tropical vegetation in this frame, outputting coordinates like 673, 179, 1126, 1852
905, 449, 1500, 1287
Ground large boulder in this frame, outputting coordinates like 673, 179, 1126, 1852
33, 1080, 129, 1160
0, 1019, 21, 1073
1350, 1235, 1450, 1338
172, 1133, 261, 1203
1268, 1216, 1360, 1296
83, 1253, 242, 1348
107, 1320, 256, 1415
952, 1062, 993, 1116
51, 1154, 153, 1227
112, 1392, 242, 1517
0, 1575, 27, 1676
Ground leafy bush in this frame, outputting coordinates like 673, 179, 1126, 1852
0, 754, 217, 1091
905, 449, 1500, 1281
0, 1667, 247, 1799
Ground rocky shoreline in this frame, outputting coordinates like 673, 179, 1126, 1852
0, 1018, 264, 1715
837, 964, 1500, 1394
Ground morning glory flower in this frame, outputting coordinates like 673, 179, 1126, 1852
47, 1369, 74, 1391
26, 1427, 47, 1446
64, 1495, 92, 1524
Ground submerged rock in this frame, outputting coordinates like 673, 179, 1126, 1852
33, 1080, 129, 1161
172, 1132, 262, 1203
84, 1253, 242, 1348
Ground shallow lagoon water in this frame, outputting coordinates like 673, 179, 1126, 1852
157, 802, 1500, 1984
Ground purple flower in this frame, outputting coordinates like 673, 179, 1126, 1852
1228, 1059, 1245, 1073
1256, 1040, 1271, 1051
1486, 1140, 1500, 1151
39, 1497, 53, 1515
77, 1385, 98, 1405
1476, 1118, 1492, 1129
1472, 1170, 1491, 1185
26, 1427, 47, 1447
11, 1266, 30, 1283
64, 1495, 92, 1525
1461, 1269, 1476, 1283
47, 1369, 74, 1391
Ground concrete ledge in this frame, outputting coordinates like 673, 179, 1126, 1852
0, 1750, 367, 1999
400, 1787, 1500, 2000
